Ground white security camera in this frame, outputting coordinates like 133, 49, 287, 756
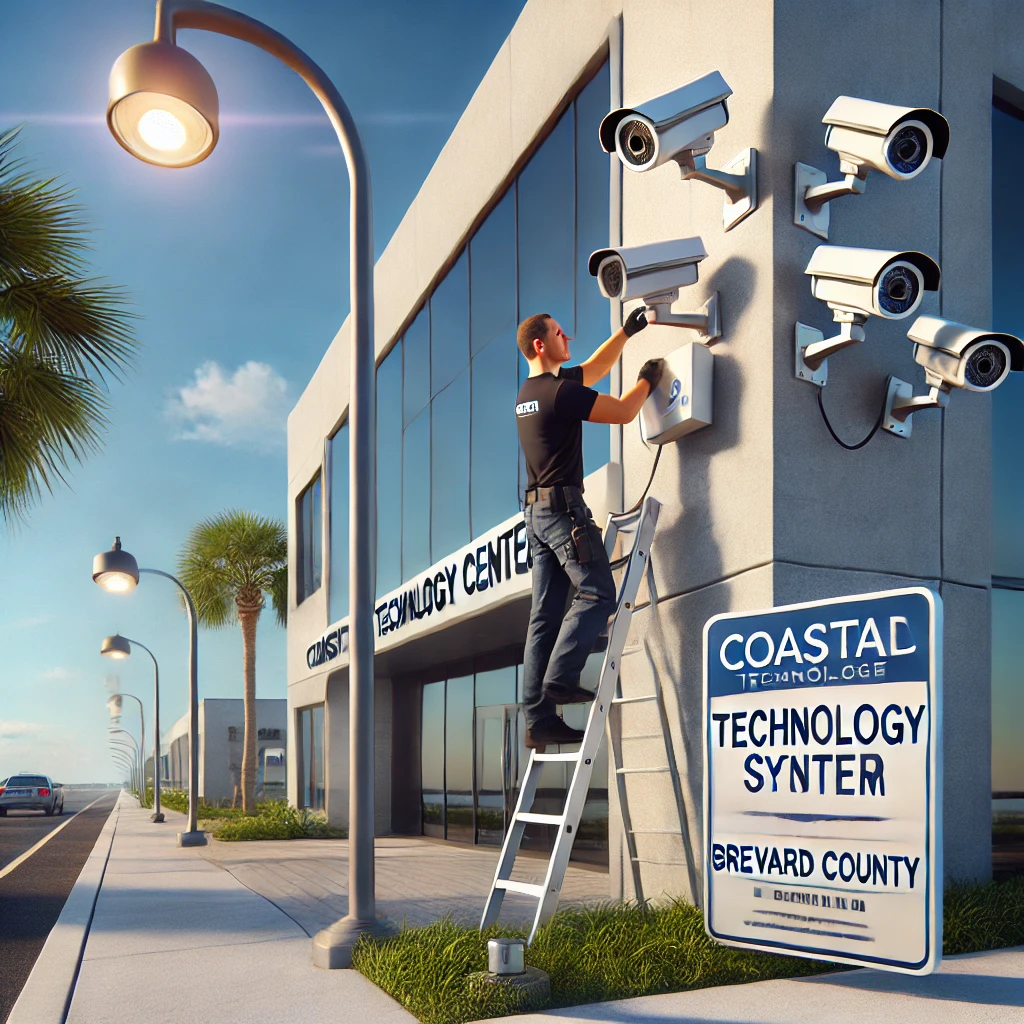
795, 245, 940, 386
599, 70, 758, 231
589, 239, 721, 343
794, 96, 950, 239
883, 316, 1024, 437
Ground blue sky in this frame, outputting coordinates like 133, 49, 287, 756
0, 0, 526, 783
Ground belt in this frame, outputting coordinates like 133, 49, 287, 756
524, 485, 582, 509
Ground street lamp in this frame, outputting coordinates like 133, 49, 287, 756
109, 730, 141, 795
106, 0, 381, 967
106, 690, 146, 809
110, 752, 135, 790
102, 635, 165, 822
92, 537, 205, 846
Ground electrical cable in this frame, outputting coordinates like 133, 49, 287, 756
816, 385, 888, 451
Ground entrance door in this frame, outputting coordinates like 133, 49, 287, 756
475, 704, 521, 845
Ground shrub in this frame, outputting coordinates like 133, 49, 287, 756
209, 801, 345, 841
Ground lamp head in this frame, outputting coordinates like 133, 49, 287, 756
101, 634, 132, 660
107, 694, 124, 718
92, 537, 140, 593
108, 40, 219, 167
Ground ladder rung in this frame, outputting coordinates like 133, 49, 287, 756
612, 694, 657, 705
630, 858, 692, 866
515, 812, 563, 825
616, 766, 671, 775
629, 828, 683, 835
495, 879, 545, 897
533, 751, 581, 761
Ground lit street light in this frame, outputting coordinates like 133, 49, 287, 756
102, 634, 165, 822
106, 0, 382, 966
107, 690, 146, 808
93, 537, 205, 846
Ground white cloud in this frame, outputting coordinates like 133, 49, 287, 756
38, 667, 80, 682
0, 721, 43, 741
1, 615, 51, 630
166, 361, 291, 453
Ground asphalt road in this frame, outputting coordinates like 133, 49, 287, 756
0, 789, 118, 1023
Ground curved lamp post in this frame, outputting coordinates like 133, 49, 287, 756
105, 0, 380, 966
107, 690, 146, 809
93, 538, 205, 846
103, 635, 164, 822
110, 752, 136, 791
109, 730, 141, 794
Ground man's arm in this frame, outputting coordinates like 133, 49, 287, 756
586, 358, 664, 425
579, 308, 648, 387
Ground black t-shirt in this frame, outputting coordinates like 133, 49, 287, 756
515, 365, 599, 491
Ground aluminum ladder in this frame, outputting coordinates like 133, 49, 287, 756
480, 496, 661, 945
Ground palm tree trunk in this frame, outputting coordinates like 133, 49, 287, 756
238, 602, 261, 814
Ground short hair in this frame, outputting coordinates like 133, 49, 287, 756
517, 313, 552, 359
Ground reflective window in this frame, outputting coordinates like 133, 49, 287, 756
403, 307, 430, 428
297, 704, 325, 812
471, 192, 516, 357
475, 666, 516, 707
402, 406, 431, 581
328, 424, 348, 622
296, 472, 322, 603
431, 368, 471, 559
377, 348, 403, 596
431, 250, 470, 397
445, 676, 475, 842
421, 682, 445, 838
517, 113, 575, 336
471, 330, 520, 535
992, 589, 1024, 793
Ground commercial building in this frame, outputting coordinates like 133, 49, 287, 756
287, 0, 1024, 900
163, 698, 287, 804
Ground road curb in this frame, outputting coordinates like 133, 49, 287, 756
6, 794, 122, 1024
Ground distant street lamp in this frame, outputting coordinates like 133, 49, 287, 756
105, 0, 381, 966
102, 634, 165, 822
109, 730, 141, 794
92, 537, 205, 846
107, 690, 146, 809
110, 752, 135, 790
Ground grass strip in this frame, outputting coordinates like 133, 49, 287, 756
353, 877, 1024, 1024
158, 790, 345, 840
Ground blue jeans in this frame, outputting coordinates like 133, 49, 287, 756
521, 489, 618, 729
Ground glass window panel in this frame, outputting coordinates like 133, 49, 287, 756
431, 250, 470, 397
311, 474, 323, 593
575, 63, 612, 475
471, 191, 516, 357
517, 112, 575, 337
421, 682, 445, 838
377, 348, 403, 596
402, 407, 431, 581
992, 588, 1024, 793
445, 675, 474, 842
297, 474, 322, 603
300, 709, 311, 808
312, 705, 325, 812
431, 369, 471, 559
471, 330, 521, 536
475, 666, 517, 707
403, 307, 430, 428
992, 104, 1024, 579
329, 425, 349, 622
475, 705, 509, 846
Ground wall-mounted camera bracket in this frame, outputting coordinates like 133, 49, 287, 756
675, 148, 758, 231
881, 377, 950, 437
645, 289, 722, 344
794, 313, 867, 387
793, 162, 867, 240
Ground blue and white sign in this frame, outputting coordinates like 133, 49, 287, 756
703, 588, 942, 974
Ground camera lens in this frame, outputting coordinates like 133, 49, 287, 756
621, 119, 656, 166
964, 343, 1007, 389
877, 263, 921, 315
887, 124, 928, 175
600, 259, 624, 298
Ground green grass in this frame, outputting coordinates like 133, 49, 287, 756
156, 790, 345, 840
353, 877, 1024, 1024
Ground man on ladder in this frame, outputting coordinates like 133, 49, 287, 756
515, 310, 663, 750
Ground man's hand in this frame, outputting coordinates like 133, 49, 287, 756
637, 358, 664, 393
623, 307, 648, 338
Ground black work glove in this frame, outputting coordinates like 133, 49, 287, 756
623, 307, 648, 338
637, 358, 664, 393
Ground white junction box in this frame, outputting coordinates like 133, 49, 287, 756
640, 341, 714, 445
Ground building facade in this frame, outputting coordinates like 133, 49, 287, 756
287, 0, 1024, 899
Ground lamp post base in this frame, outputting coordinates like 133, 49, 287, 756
177, 829, 207, 847
151, 812, 165, 823
312, 915, 395, 969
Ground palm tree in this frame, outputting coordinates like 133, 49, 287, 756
0, 126, 137, 522
178, 510, 287, 814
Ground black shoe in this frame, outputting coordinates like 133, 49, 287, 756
525, 718, 585, 751
545, 684, 596, 705
591, 633, 609, 653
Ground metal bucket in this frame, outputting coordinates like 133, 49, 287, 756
488, 937, 525, 975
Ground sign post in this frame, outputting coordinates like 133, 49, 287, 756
703, 588, 942, 974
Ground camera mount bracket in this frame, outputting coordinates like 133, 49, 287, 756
794, 313, 867, 387
674, 148, 758, 231
881, 377, 950, 437
793, 162, 867, 240
645, 289, 722, 344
